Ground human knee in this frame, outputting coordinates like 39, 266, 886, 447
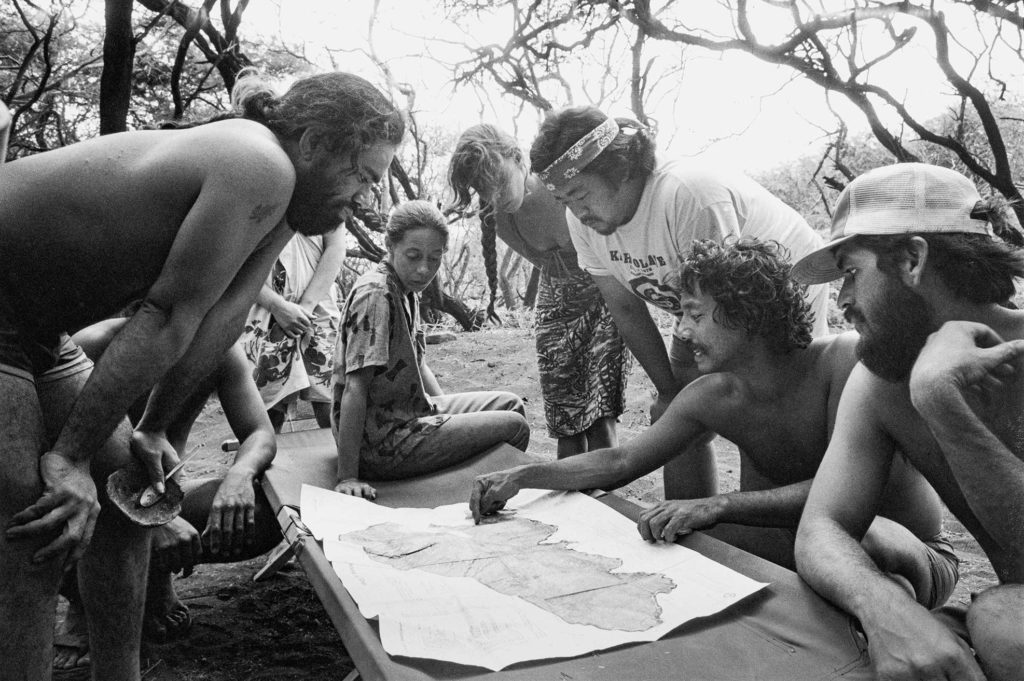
859, 518, 913, 573
498, 392, 526, 418
967, 585, 1024, 680
87, 421, 134, 485
0, 454, 44, 515
860, 519, 955, 608
489, 407, 530, 451
507, 413, 530, 451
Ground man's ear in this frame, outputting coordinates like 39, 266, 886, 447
899, 236, 930, 287
297, 128, 320, 161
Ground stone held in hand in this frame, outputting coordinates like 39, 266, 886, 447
106, 462, 184, 527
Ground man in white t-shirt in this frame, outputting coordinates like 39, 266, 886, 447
530, 106, 827, 500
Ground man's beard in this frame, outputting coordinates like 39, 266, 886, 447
850, 279, 935, 383
287, 160, 351, 236
288, 197, 348, 235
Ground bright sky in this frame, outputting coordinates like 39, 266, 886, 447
241, 2, 1019, 174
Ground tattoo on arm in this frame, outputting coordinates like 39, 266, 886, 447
249, 203, 280, 223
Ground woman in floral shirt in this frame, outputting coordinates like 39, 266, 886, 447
331, 200, 530, 499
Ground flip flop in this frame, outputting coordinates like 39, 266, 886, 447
52, 631, 91, 681
143, 601, 193, 643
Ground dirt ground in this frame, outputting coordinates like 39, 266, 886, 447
90, 327, 994, 680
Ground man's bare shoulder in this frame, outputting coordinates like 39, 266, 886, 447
144, 120, 294, 184
810, 330, 858, 362
678, 371, 745, 416
2, 119, 294, 206
809, 331, 860, 380
845, 361, 910, 413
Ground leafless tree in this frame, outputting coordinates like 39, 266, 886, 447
1, 1, 106, 157
450, 0, 1024, 221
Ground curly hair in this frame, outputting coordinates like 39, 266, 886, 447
853, 196, 1024, 305
447, 124, 523, 323
529, 105, 656, 186
161, 69, 405, 165
680, 239, 814, 354
385, 200, 449, 250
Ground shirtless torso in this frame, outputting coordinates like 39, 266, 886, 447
471, 328, 946, 580
0, 120, 293, 334
695, 333, 942, 539
794, 212, 1024, 680
873, 364, 1024, 576
0, 84, 400, 680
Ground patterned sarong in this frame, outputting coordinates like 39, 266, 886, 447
534, 264, 630, 438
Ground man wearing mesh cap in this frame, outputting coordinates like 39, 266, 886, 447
792, 163, 1024, 681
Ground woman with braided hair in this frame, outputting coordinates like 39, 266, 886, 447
449, 124, 631, 459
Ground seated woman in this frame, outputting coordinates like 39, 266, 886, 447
448, 124, 630, 459
332, 200, 531, 499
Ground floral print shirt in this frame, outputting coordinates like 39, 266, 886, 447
333, 261, 448, 459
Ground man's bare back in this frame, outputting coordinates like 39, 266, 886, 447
0, 120, 291, 334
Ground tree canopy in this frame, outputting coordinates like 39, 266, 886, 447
3, 0, 1024, 323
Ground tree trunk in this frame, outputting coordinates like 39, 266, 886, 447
100, 0, 135, 135
421, 278, 485, 331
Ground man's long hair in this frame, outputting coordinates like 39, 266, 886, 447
161, 69, 405, 164
681, 239, 814, 354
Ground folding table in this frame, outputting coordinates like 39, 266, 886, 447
258, 428, 873, 680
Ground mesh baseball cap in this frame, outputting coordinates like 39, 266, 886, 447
792, 163, 992, 284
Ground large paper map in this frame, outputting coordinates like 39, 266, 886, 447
300, 485, 766, 670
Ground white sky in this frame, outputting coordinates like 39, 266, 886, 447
241, 2, 1019, 173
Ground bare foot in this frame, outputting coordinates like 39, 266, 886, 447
53, 597, 91, 676
144, 572, 193, 643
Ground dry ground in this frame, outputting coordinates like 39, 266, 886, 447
92, 327, 993, 680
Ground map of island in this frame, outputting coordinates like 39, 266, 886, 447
302, 485, 767, 670
342, 514, 675, 632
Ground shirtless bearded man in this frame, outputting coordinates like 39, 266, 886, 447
792, 163, 1024, 681
0, 72, 403, 680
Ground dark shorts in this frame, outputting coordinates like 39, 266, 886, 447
0, 292, 92, 383
922, 534, 961, 609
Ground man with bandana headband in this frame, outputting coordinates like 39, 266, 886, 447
792, 163, 1024, 681
530, 106, 829, 503
0, 72, 403, 680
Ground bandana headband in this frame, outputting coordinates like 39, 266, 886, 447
538, 117, 620, 191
